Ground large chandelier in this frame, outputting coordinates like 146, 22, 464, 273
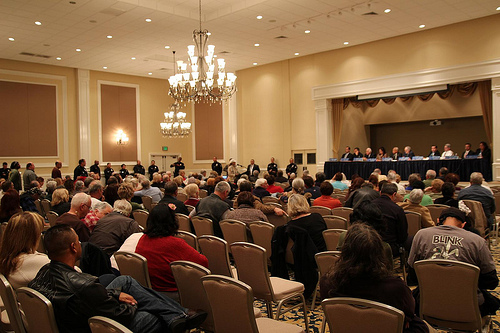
168, 0, 236, 103
160, 102, 192, 138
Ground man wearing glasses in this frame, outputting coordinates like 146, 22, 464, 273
54, 192, 91, 241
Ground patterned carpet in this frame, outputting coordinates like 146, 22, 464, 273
250, 243, 500, 333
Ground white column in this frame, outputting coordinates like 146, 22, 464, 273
491, 78, 500, 180
77, 69, 91, 162
227, 95, 238, 162
315, 99, 333, 173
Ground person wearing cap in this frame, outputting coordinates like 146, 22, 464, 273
227, 159, 239, 183
408, 207, 499, 316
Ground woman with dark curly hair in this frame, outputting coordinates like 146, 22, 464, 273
320, 223, 429, 333
0, 189, 22, 222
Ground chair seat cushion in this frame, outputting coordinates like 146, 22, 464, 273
256, 317, 304, 333
269, 277, 304, 299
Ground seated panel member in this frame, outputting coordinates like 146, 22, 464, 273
391, 147, 403, 160
441, 143, 454, 158
428, 145, 440, 157
352, 147, 363, 159
403, 146, 415, 159
364, 148, 376, 159
462, 142, 473, 159
341, 146, 354, 160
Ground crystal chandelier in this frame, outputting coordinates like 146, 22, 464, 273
168, 0, 236, 103
160, 102, 192, 138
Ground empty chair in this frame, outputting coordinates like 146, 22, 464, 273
174, 231, 198, 251
331, 207, 353, 223
310, 206, 332, 216
404, 211, 422, 237
323, 215, 348, 229
46, 211, 59, 227
141, 196, 153, 211
249, 221, 275, 260
114, 251, 152, 288
220, 219, 248, 245
322, 229, 345, 251
262, 196, 280, 205
230, 242, 309, 332
199, 189, 208, 198
198, 236, 234, 277
17, 287, 59, 333
414, 259, 486, 332
201, 275, 305, 333
41, 199, 51, 218
176, 193, 188, 202
191, 216, 214, 236
322, 297, 405, 333
132, 210, 149, 229
425, 204, 449, 226
0, 274, 26, 333
311, 251, 341, 312
88, 316, 132, 333
175, 213, 191, 232
265, 212, 289, 227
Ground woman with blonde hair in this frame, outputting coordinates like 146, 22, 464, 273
0, 212, 49, 288
118, 183, 142, 211
184, 183, 200, 207
50, 188, 71, 216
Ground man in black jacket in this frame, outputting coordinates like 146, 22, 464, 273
29, 224, 206, 333
73, 159, 88, 180
211, 157, 223, 176
158, 181, 189, 215
148, 160, 159, 180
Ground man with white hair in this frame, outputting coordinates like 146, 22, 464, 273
403, 146, 415, 159
423, 169, 436, 188
134, 179, 163, 203
88, 181, 104, 208
190, 181, 231, 238
398, 189, 434, 228
458, 172, 496, 227
387, 170, 406, 197
253, 178, 271, 199
55, 192, 91, 241
84, 201, 113, 232
89, 199, 142, 256
391, 147, 402, 160
364, 148, 376, 159
441, 143, 454, 157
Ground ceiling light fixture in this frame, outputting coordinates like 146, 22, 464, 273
497, 6, 500, 10
8, 37, 15, 41
168, 0, 236, 103
148, 72, 153, 75
257, 15, 263, 19
160, 102, 192, 138
294, 52, 299, 56
305, 30, 311, 34
145, 18, 152, 22
35, 21, 42, 25
106, 35, 113, 39
103, 66, 107, 69
419, 24, 426, 28
253, 62, 258, 65
131, 57, 136, 60
56, 57, 62, 60
344, 41, 349, 45
165, 45, 171, 49
254, 43, 260, 46
384, 8, 391, 13
76, 48, 81, 52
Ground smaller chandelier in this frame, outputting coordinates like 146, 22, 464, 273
160, 103, 192, 138
116, 129, 129, 145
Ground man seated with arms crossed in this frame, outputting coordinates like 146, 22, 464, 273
29, 224, 207, 333
408, 207, 500, 316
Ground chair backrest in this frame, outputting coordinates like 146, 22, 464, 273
404, 211, 421, 237
114, 251, 152, 288
191, 216, 214, 236
220, 219, 248, 245
310, 206, 333, 216
17, 287, 59, 333
41, 199, 51, 218
199, 189, 208, 198
230, 242, 273, 301
185, 205, 195, 213
414, 259, 481, 331
0, 274, 26, 333
176, 192, 188, 202
175, 213, 191, 232
331, 207, 353, 222
315, 251, 341, 277
262, 196, 280, 205
46, 211, 59, 227
248, 221, 275, 259
494, 192, 500, 216
132, 210, 149, 229
265, 212, 290, 227
425, 204, 449, 226
174, 231, 198, 251
141, 196, 153, 211
323, 215, 348, 229
170, 261, 214, 331
462, 200, 488, 237
322, 229, 345, 251
88, 316, 132, 333
201, 275, 258, 333
322, 297, 404, 333
198, 236, 233, 277
35, 199, 44, 217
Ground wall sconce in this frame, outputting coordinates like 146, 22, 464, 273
116, 129, 129, 145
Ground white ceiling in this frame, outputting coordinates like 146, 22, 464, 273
0, 0, 498, 79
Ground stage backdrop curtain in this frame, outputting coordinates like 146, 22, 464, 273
478, 80, 493, 146
332, 99, 343, 157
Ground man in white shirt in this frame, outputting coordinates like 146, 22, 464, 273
441, 143, 454, 158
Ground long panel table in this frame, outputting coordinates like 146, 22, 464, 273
324, 158, 492, 181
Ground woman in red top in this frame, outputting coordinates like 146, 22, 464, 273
135, 204, 208, 294
313, 182, 342, 209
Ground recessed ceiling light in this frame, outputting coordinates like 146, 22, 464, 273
253, 62, 258, 65
344, 41, 349, 45
8, 37, 14, 41
106, 35, 113, 39
103, 66, 107, 69
131, 57, 136, 60
419, 24, 426, 28
76, 48, 81, 52
145, 18, 152, 22
148, 72, 153, 75
294, 52, 299, 56
164, 45, 170, 49
254, 43, 260, 47
496, 6, 500, 10
207, 32, 211, 36
256, 15, 263, 19
56, 57, 62, 60
305, 30, 311, 34
384, 8, 391, 13
35, 21, 42, 25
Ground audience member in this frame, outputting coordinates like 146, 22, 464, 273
368, 174, 379, 190
405, 173, 422, 191
434, 182, 458, 207
436, 167, 449, 181
404, 180, 433, 206
345, 177, 364, 202
265, 175, 283, 194
398, 189, 435, 228
83, 201, 113, 232
23, 162, 37, 191
330, 172, 348, 190
182, 183, 199, 207
226, 191, 269, 225
0, 190, 22, 222
234, 181, 285, 216
51, 160, 62, 179
275, 170, 288, 183
51, 188, 71, 216
134, 179, 162, 203
313, 182, 342, 209
303, 175, 320, 200
315, 172, 327, 187
73, 159, 88, 180
55, 192, 91, 241
345, 182, 380, 209
444, 172, 460, 189
20, 183, 42, 213
457, 172, 496, 227
8, 161, 22, 191
118, 183, 142, 211
425, 179, 444, 200
158, 181, 190, 215
88, 181, 104, 207
253, 178, 271, 199
422, 169, 436, 187
45, 180, 57, 201
0, 162, 9, 181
